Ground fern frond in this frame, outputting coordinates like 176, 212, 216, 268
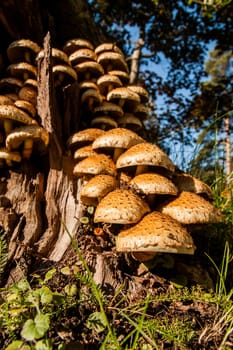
0, 226, 8, 278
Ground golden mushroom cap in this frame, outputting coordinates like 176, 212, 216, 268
73, 153, 117, 178
0, 95, 15, 105
0, 77, 23, 93
63, 38, 94, 56
7, 39, 41, 63
95, 43, 125, 57
0, 147, 22, 164
0, 104, 37, 125
127, 85, 149, 103
117, 113, 143, 132
74, 61, 104, 80
116, 142, 175, 175
97, 52, 129, 73
73, 145, 98, 162
52, 65, 78, 86
108, 70, 130, 85
81, 174, 118, 206
37, 48, 71, 66
129, 173, 178, 196
116, 211, 196, 255
67, 128, 105, 151
94, 188, 150, 224
97, 74, 122, 95
93, 101, 124, 118
6, 124, 49, 150
7, 62, 37, 81
14, 100, 37, 118
69, 48, 97, 66
157, 191, 223, 224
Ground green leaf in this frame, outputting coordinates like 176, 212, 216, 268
38, 286, 53, 304
35, 339, 53, 350
44, 268, 56, 282
21, 314, 50, 341
5, 340, 24, 350
86, 311, 107, 333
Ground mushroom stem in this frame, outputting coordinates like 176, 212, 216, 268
22, 138, 34, 159
118, 99, 125, 108
135, 164, 148, 176
3, 119, 13, 135
25, 51, 31, 63
147, 193, 156, 207
113, 147, 124, 162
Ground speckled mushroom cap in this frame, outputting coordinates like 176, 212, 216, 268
97, 52, 129, 73
93, 101, 124, 118
129, 173, 178, 196
108, 70, 130, 85
92, 127, 145, 153
173, 172, 214, 200
127, 85, 149, 103
81, 174, 118, 206
0, 104, 37, 125
0, 77, 23, 93
94, 188, 150, 224
69, 48, 97, 66
74, 61, 104, 80
7, 62, 37, 81
0, 147, 21, 165
14, 100, 37, 118
63, 38, 94, 56
52, 65, 78, 86
37, 48, 71, 66
66, 128, 105, 151
73, 145, 97, 162
116, 142, 175, 174
116, 211, 196, 254
157, 191, 223, 224
73, 153, 117, 178
97, 74, 123, 95
6, 124, 49, 150
0, 95, 14, 105
95, 43, 125, 57
107, 87, 140, 110
117, 113, 143, 132
7, 39, 41, 63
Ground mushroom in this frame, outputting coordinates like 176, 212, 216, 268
95, 43, 125, 57
6, 124, 49, 159
107, 86, 140, 111
90, 116, 118, 130
7, 62, 37, 81
97, 51, 129, 73
66, 128, 105, 154
73, 145, 98, 162
14, 99, 37, 119
97, 74, 123, 96
81, 174, 118, 206
134, 103, 149, 120
117, 113, 143, 132
116, 211, 196, 258
173, 172, 214, 200
73, 153, 117, 179
63, 38, 94, 56
18, 79, 38, 106
74, 61, 104, 81
0, 104, 36, 135
92, 127, 145, 162
129, 173, 178, 207
0, 77, 23, 94
36, 48, 71, 66
52, 65, 77, 87
69, 48, 97, 66
0, 147, 21, 167
93, 101, 124, 119
7, 39, 41, 64
108, 70, 130, 85
116, 142, 175, 177
157, 191, 223, 225
94, 188, 150, 225
81, 88, 102, 110
0, 95, 14, 106
127, 85, 149, 104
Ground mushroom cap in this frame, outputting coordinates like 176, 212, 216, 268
37, 48, 71, 66
14, 100, 37, 118
7, 62, 37, 80
7, 39, 41, 63
117, 113, 143, 132
18, 85, 37, 106
6, 124, 49, 150
134, 103, 149, 120
129, 173, 178, 196
97, 74, 122, 95
79, 81, 98, 92
108, 70, 130, 85
95, 43, 125, 57
93, 101, 124, 118
74, 61, 104, 79
73, 153, 117, 178
116, 211, 196, 254
157, 191, 223, 224
107, 87, 140, 106
63, 38, 94, 56
116, 142, 175, 174
127, 85, 149, 103
80, 88, 102, 107
73, 145, 97, 161
0, 147, 21, 164
94, 188, 150, 224
52, 65, 78, 86
0, 104, 37, 125
0, 77, 23, 93
69, 48, 97, 66
92, 127, 145, 153
173, 172, 214, 200
97, 52, 129, 73
67, 128, 105, 151
0, 95, 14, 105
90, 116, 118, 130
81, 174, 118, 206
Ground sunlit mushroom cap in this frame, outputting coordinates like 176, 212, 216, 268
97, 74, 122, 95
0, 95, 14, 105
7, 62, 37, 80
74, 61, 104, 79
0, 104, 37, 125
127, 85, 149, 103
69, 48, 97, 66
73, 153, 117, 178
6, 124, 49, 151
67, 128, 105, 151
92, 127, 145, 152
107, 87, 140, 107
0, 77, 23, 93
63, 38, 94, 56
0, 147, 21, 164
97, 52, 129, 73
108, 70, 130, 85
81, 174, 118, 206
73, 145, 97, 162
14, 100, 37, 118
95, 43, 125, 57
94, 188, 150, 224
116, 142, 175, 174
129, 173, 178, 196
117, 113, 143, 132
157, 191, 223, 224
52, 65, 78, 86
173, 172, 214, 200
116, 211, 196, 254
7, 39, 41, 63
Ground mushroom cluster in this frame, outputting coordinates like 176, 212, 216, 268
0, 39, 49, 164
